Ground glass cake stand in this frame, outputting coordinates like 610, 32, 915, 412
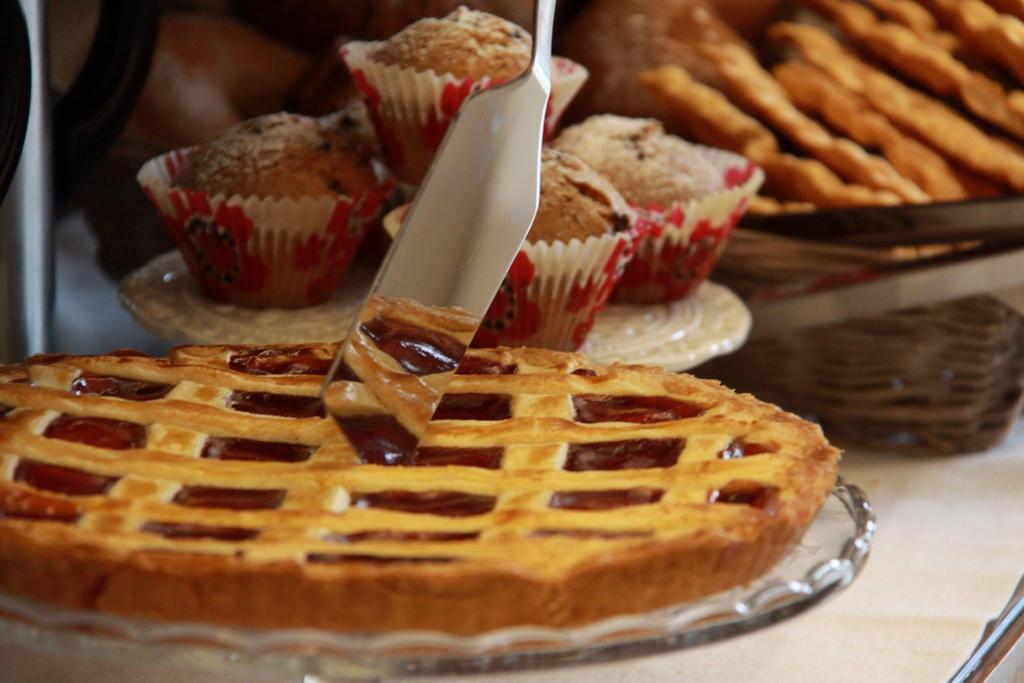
0, 478, 873, 682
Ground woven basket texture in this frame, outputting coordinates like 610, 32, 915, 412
701, 230, 1024, 455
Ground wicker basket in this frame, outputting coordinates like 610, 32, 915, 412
699, 230, 1024, 455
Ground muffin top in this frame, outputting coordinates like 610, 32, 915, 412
553, 115, 722, 206
173, 112, 379, 199
527, 149, 633, 243
320, 102, 381, 162
373, 6, 531, 81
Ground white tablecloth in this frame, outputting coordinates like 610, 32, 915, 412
2, 217, 1022, 681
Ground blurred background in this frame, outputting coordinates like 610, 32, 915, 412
45, 0, 781, 354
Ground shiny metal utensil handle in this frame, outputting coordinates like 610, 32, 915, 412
322, 0, 555, 463
749, 244, 1024, 337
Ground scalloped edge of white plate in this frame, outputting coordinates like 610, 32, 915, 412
118, 251, 751, 372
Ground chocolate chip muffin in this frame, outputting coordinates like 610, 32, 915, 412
372, 6, 531, 81
142, 112, 390, 309
553, 114, 722, 206
173, 112, 379, 199
555, 115, 762, 305
471, 149, 639, 352
320, 102, 382, 165
341, 7, 587, 185
528, 148, 632, 243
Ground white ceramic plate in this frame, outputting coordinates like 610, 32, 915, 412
118, 252, 751, 372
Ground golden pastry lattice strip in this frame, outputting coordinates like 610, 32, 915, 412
700, 42, 929, 202
773, 61, 969, 200
330, 295, 479, 436
804, 0, 1024, 141
770, 21, 1024, 190
639, 65, 901, 208
866, 0, 960, 50
918, 0, 1024, 82
0, 346, 837, 575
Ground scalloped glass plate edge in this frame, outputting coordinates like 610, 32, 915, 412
0, 477, 874, 680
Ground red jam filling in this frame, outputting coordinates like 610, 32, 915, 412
455, 357, 517, 375
141, 521, 259, 541
71, 373, 173, 401
359, 316, 465, 376
571, 368, 597, 377
565, 438, 684, 471
719, 440, 776, 460
548, 488, 664, 511
341, 413, 503, 468
14, 459, 118, 496
202, 436, 314, 463
326, 530, 480, 543
329, 359, 360, 382
44, 415, 147, 450
404, 446, 503, 469
432, 393, 511, 421
226, 391, 324, 419
228, 348, 334, 376
307, 553, 456, 564
172, 485, 285, 510
708, 481, 780, 515
530, 529, 651, 539
338, 414, 418, 466
351, 490, 496, 517
0, 485, 80, 522
572, 395, 704, 424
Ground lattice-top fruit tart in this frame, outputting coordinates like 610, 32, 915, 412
0, 337, 839, 634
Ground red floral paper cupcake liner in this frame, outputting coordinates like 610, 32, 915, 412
474, 231, 641, 352
612, 147, 765, 304
381, 206, 640, 351
341, 42, 588, 184
138, 147, 391, 309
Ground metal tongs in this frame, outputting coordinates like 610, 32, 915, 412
750, 241, 1024, 336
742, 195, 1024, 336
321, 0, 556, 457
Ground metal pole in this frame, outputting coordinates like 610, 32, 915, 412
0, 0, 52, 362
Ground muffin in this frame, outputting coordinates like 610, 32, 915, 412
139, 112, 391, 308
321, 103, 401, 266
318, 103, 384, 175
173, 112, 379, 199
478, 149, 638, 351
381, 149, 638, 351
526, 149, 632, 242
341, 7, 588, 184
554, 115, 722, 206
554, 114, 762, 303
372, 6, 531, 81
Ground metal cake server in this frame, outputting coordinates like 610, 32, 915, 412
322, 0, 555, 459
